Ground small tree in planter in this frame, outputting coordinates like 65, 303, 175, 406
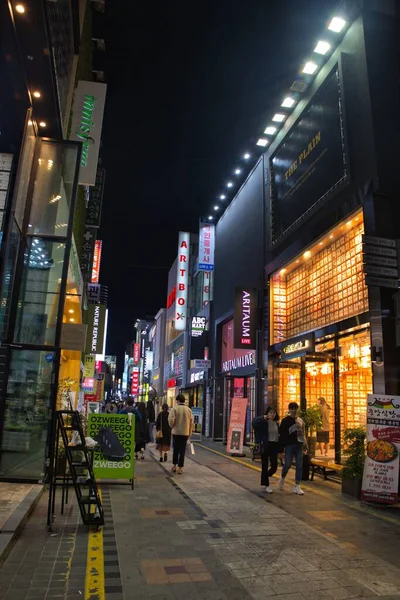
300, 406, 322, 458
341, 426, 366, 499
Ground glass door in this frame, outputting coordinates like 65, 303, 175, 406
305, 358, 335, 460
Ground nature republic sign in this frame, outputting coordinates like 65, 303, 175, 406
69, 81, 107, 186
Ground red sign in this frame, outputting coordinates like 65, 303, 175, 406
84, 393, 97, 403
131, 368, 139, 395
133, 343, 140, 364
167, 286, 176, 309
91, 240, 102, 284
82, 377, 95, 391
167, 378, 177, 389
227, 397, 247, 455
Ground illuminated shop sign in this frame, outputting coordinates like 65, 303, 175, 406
133, 343, 140, 364
91, 240, 102, 283
85, 304, 106, 354
202, 271, 211, 307
131, 368, 139, 395
191, 316, 206, 337
190, 370, 205, 384
234, 287, 258, 350
199, 221, 215, 271
281, 333, 315, 359
168, 378, 177, 388
167, 286, 176, 309
175, 232, 190, 331
222, 353, 255, 373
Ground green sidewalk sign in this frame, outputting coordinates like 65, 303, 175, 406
87, 413, 135, 480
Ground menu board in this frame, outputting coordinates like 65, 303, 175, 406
361, 394, 400, 504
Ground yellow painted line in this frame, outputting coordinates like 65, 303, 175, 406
85, 488, 105, 600
194, 443, 400, 526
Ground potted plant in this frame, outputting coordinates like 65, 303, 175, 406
341, 426, 366, 499
300, 406, 322, 458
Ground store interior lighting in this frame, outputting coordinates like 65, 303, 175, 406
314, 41, 331, 55
33, 91, 41, 98
15, 4, 25, 13
302, 61, 318, 75
39, 121, 47, 128
328, 17, 346, 33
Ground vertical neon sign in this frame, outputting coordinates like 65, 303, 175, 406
175, 232, 190, 331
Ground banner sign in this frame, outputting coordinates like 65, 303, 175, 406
88, 414, 135, 480
69, 81, 107, 186
86, 167, 105, 227
91, 240, 102, 284
191, 407, 203, 434
361, 394, 400, 504
60, 324, 87, 351
234, 287, 258, 350
80, 227, 97, 283
85, 304, 106, 354
227, 397, 247, 455
133, 343, 140, 364
142, 345, 152, 384
199, 221, 215, 271
202, 271, 211, 307
131, 368, 139, 395
175, 232, 190, 331
271, 67, 347, 242
84, 355, 96, 379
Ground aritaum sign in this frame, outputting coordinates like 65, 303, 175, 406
234, 287, 258, 350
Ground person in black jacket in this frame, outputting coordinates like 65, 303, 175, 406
252, 407, 280, 493
278, 402, 308, 495
155, 403, 172, 462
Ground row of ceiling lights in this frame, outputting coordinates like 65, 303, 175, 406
13, 4, 48, 129
206, 15, 347, 222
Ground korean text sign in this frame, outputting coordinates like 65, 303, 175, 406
361, 394, 400, 504
88, 414, 134, 480
199, 221, 215, 271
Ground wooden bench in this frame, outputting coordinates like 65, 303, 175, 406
310, 458, 343, 481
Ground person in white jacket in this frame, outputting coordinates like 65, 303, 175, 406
168, 394, 193, 474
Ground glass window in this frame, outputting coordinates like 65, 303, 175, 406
0, 222, 20, 341
29, 141, 79, 237
14, 238, 67, 345
0, 348, 55, 479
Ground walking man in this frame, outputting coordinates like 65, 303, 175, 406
278, 402, 307, 495
168, 394, 193, 474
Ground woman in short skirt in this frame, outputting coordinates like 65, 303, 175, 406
155, 403, 172, 462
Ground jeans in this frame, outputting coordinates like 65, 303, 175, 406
261, 441, 280, 486
281, 443, 304, 484
148, 422, 155, 443
172, 435, 188, 468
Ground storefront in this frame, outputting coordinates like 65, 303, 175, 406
268, 210, 373, 462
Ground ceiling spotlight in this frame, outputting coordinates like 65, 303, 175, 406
69, 318, 75, 323
220, 194, 226, 200
243, 153, 250, 159
256, 138, 269, 147
234, 169, 241, 175
302, 62, 318, 75
68, 309, 74, 314
328, 17, 346, 33
314, 41, 331, 55
208, 216, 213, 221
33, 91, 41, 98
226, 182, 233, 188
39, 121, 47, 128
281, 97, 295, 108
272, 113, 286, 123
15, 4, 25, 13
303, 251, 311, 260
214, 205, 219, 210
264, 126, 277, 135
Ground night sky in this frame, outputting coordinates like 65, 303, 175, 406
100, 0, 338, 364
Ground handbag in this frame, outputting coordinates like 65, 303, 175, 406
156, 429, 163, 440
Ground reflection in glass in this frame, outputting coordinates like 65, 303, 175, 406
0, 349, 54, 479
0, 223, 20, 341
14, 238, 66, 345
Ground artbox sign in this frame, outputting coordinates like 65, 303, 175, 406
85, 304, 106, 354
198, 221, 215, 271
175, 232, 190, 331
234, 287, 258, 350
91, 240, 102, 284
69, 81, 107, 186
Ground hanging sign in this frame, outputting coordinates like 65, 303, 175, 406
84, 355, 96, 379
234, 287, 258, 350
91, 240, 102, 283
86, 167, 105, 227
85, 304, 106, 354
88, 414, 135, 480
227, 397, 247, 455
133, 343, 140, 364
175, 232, 190, 331
361, 394, 400, 504
198, 221, 215, 272
131, 368, 139, 395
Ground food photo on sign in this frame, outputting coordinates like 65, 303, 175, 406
361, 395, 400, 504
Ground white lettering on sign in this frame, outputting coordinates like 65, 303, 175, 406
190, 371, 205, 384
222, 353, 255, 373
91, 305, 100, 352
175, 232, 190, 331
241, 290, 251, 344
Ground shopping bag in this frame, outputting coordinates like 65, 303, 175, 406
301, 452, 310, 481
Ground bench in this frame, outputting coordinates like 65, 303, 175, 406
310, 458, 343, 481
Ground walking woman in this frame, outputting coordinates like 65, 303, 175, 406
135, 401, 149, 460
155, 403, 172, 462
252, 406, 280, 493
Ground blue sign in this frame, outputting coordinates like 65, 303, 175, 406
45, 354, 54, 363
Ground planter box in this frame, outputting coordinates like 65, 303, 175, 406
2, 430, 31, 452
342, 475, 362, 499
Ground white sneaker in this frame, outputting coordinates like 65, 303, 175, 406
278, 477, 285, 490
294, 485, 305, 495
265, 486, 273, 494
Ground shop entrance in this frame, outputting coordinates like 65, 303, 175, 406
222, 376, 256, 446
277, 353, 337, 461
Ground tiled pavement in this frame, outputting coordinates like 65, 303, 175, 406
1, 444, 400, 600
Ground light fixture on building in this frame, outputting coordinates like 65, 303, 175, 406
208, 216, 213, 220
302, 61, 318, 75
329, 234, 334, 239
33, 91, 41, 98
234, 169, 241, 175
281, 97, 295, 108
69, 318, 75, 323
314, 41, 331, 55
280, 268, 286, 275
328, 17, 346, 33
264, 126, 277, 135
39, 121, 47, 128
220, 194, 226, 200
68, 309, 74, 314
272, 113, 286, 123
243, 153, 250, 159
214, 205, 219, 210
256, 138, 268, 147
15, 4, 25, 13
227, 181, 233, 188
346, 220, 352, 227
303, 250, 311, 259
